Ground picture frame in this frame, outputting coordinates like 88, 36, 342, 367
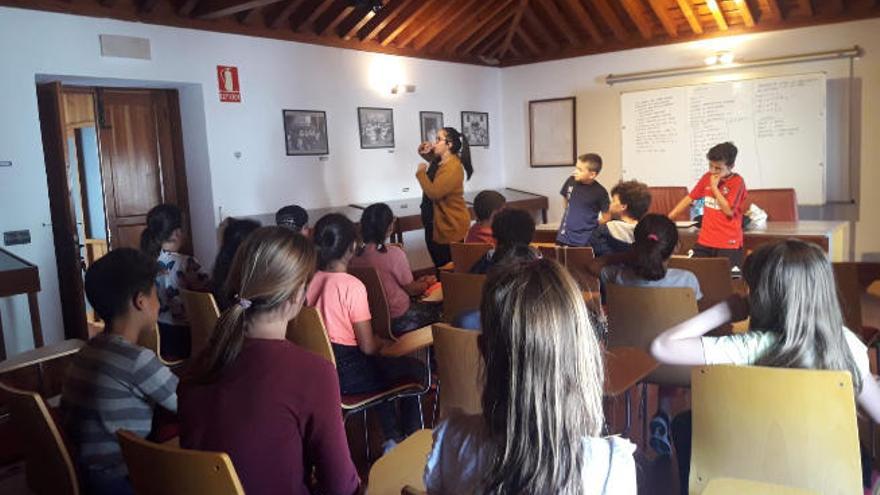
358, 107, 395, 149
461, 111, 489, 147
283, 109, 329, 156
419, 111, 444, 144
529, 97, 576, 168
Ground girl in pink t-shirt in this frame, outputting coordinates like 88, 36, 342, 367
306, 214, 425, 450
350, 203, 440, 335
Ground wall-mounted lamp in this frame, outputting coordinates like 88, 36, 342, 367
705, 50, 735, 66
390, 84, 416, 95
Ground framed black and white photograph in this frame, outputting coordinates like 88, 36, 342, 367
529, 97, 576, 168
419, 111, 444, 143
461, 111, 489, 147
283, 109, 328, 156
358, 107, 395, 149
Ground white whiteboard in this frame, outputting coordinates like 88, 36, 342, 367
620, 73, 827, 205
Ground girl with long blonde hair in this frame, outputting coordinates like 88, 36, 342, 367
178, 227, 360, 495
425, 259, 637, 494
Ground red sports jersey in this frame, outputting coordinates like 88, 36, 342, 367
689, 172, 747, 249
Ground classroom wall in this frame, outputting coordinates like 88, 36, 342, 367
499, 17, 880, 261
0, 6, 503, 355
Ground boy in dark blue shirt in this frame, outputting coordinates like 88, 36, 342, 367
556, 153, 610, 246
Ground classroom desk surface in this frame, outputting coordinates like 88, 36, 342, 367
0, 339, 85, 375
604, 346, 659, 397
463, 188, 549, 223
367, 429, 433, 495
239, 205, 365, 228
0, 248, 44, 360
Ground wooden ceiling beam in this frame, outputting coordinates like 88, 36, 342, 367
538, 0, 582, 46
395, 1, 458, 47
378, 0, 435, 46
592, 0, 629, 41
736, 0, 756, 26
647, 0, 678, 36
138, 0, 161, 13
314, 2, 351, 35
515, 27, 542, 55
759, 0, 783, 22
427, 0, 501, 51
560, 0, 603, 45
498, 0, 531, 58
411, 0, 481, 50
293, 0, 335, 32
621, 0, 653, 39
357, 0, 415, 42
675, 0, 704, 33
334, 4, 373, 39
473, 21, 511, 57
462, 9, 516, 55
266, 0, 306, 28
178, 0, 201, 16
796, 0, 814, 16
521, 4, 559, 50
237, 6, 264, 23
99, 0, 117, 6
705, 0, 729, 30
195, 0, 284, 20
447, 0, 515, 53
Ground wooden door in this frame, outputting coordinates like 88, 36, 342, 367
36, 82, 88, 340
97, 89, 191, 251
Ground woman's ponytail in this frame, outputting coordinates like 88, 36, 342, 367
630, 214, 678, 281
443, 126, 473, 180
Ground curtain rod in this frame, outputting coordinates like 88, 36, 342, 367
605, 46, 862, 85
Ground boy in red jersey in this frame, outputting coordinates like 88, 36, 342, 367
668, 142, 747, 268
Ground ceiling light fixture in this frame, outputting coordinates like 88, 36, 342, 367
705, 50, 735, 66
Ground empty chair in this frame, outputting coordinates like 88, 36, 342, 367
450, 242, 492, 273
117, 429, 244, 495
179, 289, 220, 359
690, 365, 861, 494
0, 382, 79, 495
744, 188, 798, 222
439, 272, 486, 324
668, 256, 733, 310
432, 323, 482, 419
648, 186, 689, 220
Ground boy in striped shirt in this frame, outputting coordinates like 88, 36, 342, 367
62, 248, 178, 495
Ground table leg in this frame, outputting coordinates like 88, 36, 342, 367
0, 306, 6, 360
27, 292, 44, 348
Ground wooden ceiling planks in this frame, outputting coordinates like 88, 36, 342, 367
3, 0, 879, 66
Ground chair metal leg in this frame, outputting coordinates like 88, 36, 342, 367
363, 410, 371, 463
641, 382, 649, 450
622, 389, 632, 437
432, 380, 440, 427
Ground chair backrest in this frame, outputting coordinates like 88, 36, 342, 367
432, 323, 483, 418
450, 242, 492, 273
137, 325, 181, 367
648, 186, 689, 220
286, 306, 336, 365
117, 429, 244, 495
439, 272, 486, 324
832, 262, 880, 337
0, 382, 79, 495
702, 477, 820, 495
348, 266, 394, 341
180, 289, 220, 358
745, 188, 798, 221
557, 246, 596, 290
690, 365, 861, 494
605, 284, 698, 386
531, 242, 558, 261
667, 256, 733, 310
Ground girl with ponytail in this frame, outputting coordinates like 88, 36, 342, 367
140, 204, 209, 359
179, 227, 360, 495
350, 203, 440, 335
416, 126, 473, 268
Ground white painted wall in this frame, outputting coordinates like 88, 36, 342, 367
0, 6, 503, 355
500, 18, 880, 261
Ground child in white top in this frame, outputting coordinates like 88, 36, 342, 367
425, 259, 636, 494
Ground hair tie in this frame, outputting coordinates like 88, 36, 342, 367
647, 233, 659, 242
236, 296, 252, 310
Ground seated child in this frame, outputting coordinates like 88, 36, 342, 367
276, 204, 310, 235
140, 204, 210, 359
350, 203, 440, 335
469, 208, 537, 274
557, 153, 610, 247
425, 259, 637, 493
589, 180, 651, 257
465, 190, 506, 245
210, 217, 260, 310
62, 248, 178, 495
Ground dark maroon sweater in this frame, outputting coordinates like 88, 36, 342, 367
179, 338, 359, 495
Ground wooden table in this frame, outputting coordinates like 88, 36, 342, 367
463, 187, 549, 223
367, 429, 433, 495
239, 205, 365, 229
604, 346, 659, 437
0, 338, 84, 396
0, 248, 45, 360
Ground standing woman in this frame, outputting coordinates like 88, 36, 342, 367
416, 127, 473, 268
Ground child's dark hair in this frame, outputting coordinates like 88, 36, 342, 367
140, 204, 182, 259
610, 180, 652, 220
491, 209, 535, 264
473, 190, 506, 222
630, 214, 678, 281
275, 204, 309, 232
706, 142, 738, 167
442, 126, 473, 180
358, 203, 394, 254
578, 153, 603, 174
85, 248, 159, 325
313, 213, 357, 270
212, 218, 261, 294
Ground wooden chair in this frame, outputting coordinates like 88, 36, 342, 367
745, 188, 798, 222
450, 242, 492, 273
286, 307, 424, 460
557, 245, 597, 292
179, 289, 220, 359
432, 323, 482, 419
138, 325, 185, 368
690, 365, 861, 495
348, 266, 395, 341
648, 186, 689, 220
117, 429, 244, 495
833, 262, 880, 344
0, 382, 79, 495
668, 256, 733, 311
367, 429, 433, 495
702, 478, 819, 494
439, 272, 486, 324
83, 238, 108, 268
